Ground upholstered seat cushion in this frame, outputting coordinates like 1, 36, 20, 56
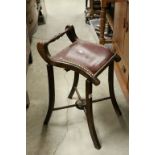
51, 39, 116, 75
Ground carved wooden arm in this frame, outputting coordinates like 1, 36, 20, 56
37, 25, 78, 64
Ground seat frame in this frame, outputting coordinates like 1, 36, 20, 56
37, 25, 122, 149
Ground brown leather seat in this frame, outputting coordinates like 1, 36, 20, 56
37, 39, 119, 85
51, 39, 115, 75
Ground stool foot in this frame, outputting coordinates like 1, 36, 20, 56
26, 91, 30, 109
28, 51, 33, 64
68, 72, 79, 99
44, 65, 55, 125
108, 62, 122, 116
85, 80, 101, 149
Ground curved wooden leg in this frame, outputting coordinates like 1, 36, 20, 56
108, 62, 122, 116
44, 65, 55, 125
68, 72, 79, 99
85, 79, 101, 149
26, 91, 30, 109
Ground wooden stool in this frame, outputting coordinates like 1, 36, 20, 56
37, 25, 122, 149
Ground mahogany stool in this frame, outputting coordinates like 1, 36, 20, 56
37, 25, 122, 149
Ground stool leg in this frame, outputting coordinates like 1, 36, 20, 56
44, 65, 55, 125
108, 62, 122, 116
28, 51, 33, 64
26, 91, 30, 109
85, 79, 101, 149
68, 72, 79, 99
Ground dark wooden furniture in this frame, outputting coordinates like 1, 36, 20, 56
26, 0, 47, 37
26, 0, 38, 108
37, 0, 47, 25
37, 25, 122, 149
26, 28, 31, 108
26, 0, 47, 108
26, 0, 38, 40
26, 0, 38, 65
85, 0, 101, 23
26, 0, 47, 63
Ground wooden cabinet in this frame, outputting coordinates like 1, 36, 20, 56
112, 0, 129, 100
